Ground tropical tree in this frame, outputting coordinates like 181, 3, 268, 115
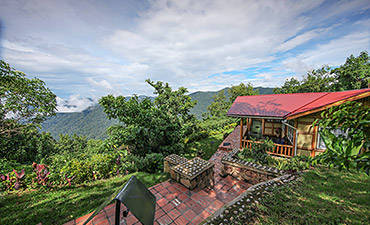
99, 79, 199, 157
228, 82, 259, 103
0, 60, 57, 136
206, 90, 229, 117
332, 51, 370, 90
0, 60, 57, 163
274, 66, 335, 94
273, 77, 301, 94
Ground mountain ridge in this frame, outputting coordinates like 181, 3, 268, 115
42, 87, 273, 139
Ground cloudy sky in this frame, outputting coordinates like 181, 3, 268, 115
0, 0, 369, 112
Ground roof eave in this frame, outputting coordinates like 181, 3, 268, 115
227, 114, 284, 120
285, 91, 370, 120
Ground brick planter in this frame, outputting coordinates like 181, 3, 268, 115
171, 157, 215, 190
163, 154, 188, 173
220, 149, 283, 183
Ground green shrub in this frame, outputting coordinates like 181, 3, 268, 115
48, 151, 121, 185
90, 153, 118, 180
186, 130, 209, 144
61, 159, 93, 184
201, 116, 237, 135
269, 155, 312, 171
0, 169, 27, 191
86, 139, 106, 154
239, 138, 274, 165
142, 153, 164, 173
117, 153, 164, 174
0, 158, 21, 175
54, 134, 88, 154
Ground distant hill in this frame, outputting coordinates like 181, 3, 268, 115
188, 88, 228, 118
256, 87, 275, 95
42, 87, 273, 139
41, 104, 117, 139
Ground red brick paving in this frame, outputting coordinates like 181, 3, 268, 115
64, 149, 252, 225
218, 125, 244, 151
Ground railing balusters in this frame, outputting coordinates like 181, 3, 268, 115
242, 140, 293, 157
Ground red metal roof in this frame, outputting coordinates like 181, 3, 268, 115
227, 88, 370, 118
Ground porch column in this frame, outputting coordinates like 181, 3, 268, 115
240, 118, 243, 149
293, 120, 298, 156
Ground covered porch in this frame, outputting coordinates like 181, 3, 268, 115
239, 117, 297, 158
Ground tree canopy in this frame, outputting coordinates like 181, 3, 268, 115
99, 79, 199, 157
228, 82, 259, 103
332, 51, 370, 91
206, 90, 229, 117
0, 60, 57, 136
274, 51, 369, 94
274, 66, 335, 94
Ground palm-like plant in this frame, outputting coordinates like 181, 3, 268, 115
315, 129, 368, 174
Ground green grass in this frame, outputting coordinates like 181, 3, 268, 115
254, 168, 370, 224
0, 172, 168, 225
187, 132, 224, 160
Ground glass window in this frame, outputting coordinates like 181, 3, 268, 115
317, 127, 347, 149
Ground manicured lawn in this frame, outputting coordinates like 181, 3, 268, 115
253, 168, 370, 224
0, 172, 168, 225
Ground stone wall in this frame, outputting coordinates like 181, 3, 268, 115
171, 163, 214, 190
204, 173, 300, 225
220, 149, 283, 183
164, 155, 215, 190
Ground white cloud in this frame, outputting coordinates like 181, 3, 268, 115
100, 0, 331, 91
2, 40, 35, 53
86, 77, 113, 90
1, 0, 369, 98
56, 95, 96, 113
276, 27, 331, 52
282, 31, 370, 76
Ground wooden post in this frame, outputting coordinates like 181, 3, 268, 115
262, 118, 265, 135
293, 120, 298, 156
311, 125, 318, 157
240, 118, 243, 149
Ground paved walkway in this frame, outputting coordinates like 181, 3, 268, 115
218, 125, 243, 151
64, 150, 254, 225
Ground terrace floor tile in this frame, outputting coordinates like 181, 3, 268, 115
64, 149, 253, 225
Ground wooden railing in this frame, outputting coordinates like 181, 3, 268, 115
242, 139, 294, 157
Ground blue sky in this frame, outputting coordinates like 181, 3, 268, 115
0, 0, 369, 112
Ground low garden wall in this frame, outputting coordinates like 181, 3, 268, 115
204, 173, 300, 224
220, 149, 284, 183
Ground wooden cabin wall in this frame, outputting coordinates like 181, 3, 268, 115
294, 114, 318, 157
263, 120, 283, 136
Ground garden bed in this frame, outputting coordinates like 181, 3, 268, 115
204, 168, 370, 224
220, 149, 284, 183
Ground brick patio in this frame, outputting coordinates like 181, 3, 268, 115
64, 149, 255, 225
218, 125, 244, 151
